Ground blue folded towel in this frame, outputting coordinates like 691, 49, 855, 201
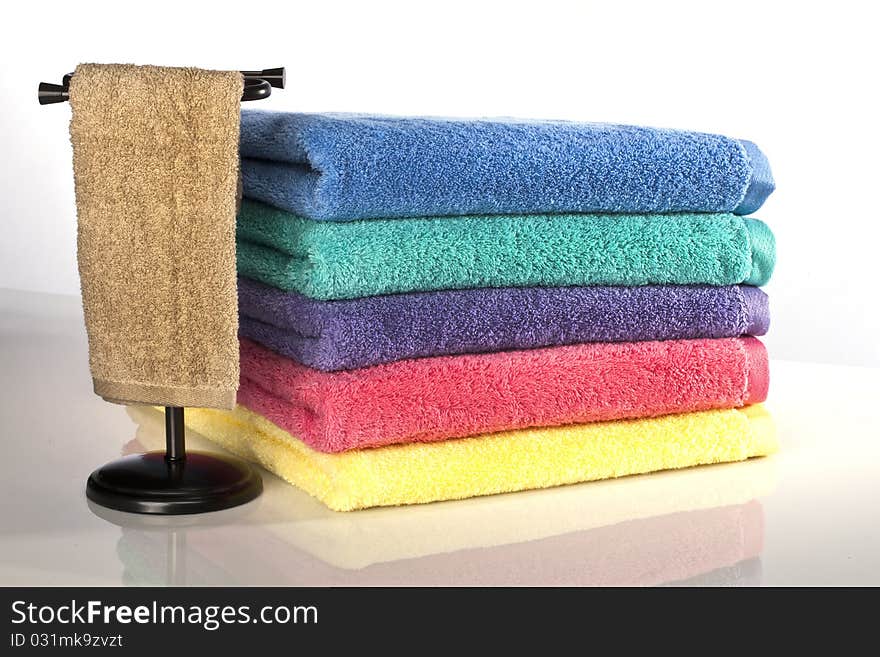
240, 111, 774, 221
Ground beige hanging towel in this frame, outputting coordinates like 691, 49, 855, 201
69, 64, 243, 409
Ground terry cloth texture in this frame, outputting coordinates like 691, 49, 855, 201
237, 201, 776, 299
238, 278, 770, 371
182, 404, 778, 511
69, 64, 243, 408
238, 336, 769, 452
127, 403, 776, 569
238, 111, 774, 219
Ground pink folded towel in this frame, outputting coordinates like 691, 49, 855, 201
239, 336, 768, 453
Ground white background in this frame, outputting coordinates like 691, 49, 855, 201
1, 0, 877, 366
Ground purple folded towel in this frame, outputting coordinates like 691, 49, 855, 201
238, 278, 769, 371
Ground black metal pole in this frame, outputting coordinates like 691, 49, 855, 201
164, 407, 185, 462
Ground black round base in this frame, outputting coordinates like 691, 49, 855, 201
86, 451, 262, 515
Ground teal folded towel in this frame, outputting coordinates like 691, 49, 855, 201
237, 200, 775, 301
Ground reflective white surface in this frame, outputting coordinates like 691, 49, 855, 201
1, 288, 879, 586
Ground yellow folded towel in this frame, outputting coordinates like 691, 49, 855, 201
128, 406, 776, 568
182, 404, 777, 511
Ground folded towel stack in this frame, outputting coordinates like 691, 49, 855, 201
186, 112, 778, 511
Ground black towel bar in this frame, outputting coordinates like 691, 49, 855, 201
37, 66, 286, 105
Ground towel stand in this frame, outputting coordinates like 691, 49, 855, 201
39, 66, 287, 515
